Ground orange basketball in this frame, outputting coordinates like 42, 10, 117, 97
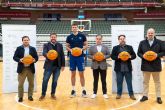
94, 52, 105, 62
144, 51, 157, 61
119, 51, 130, 61
71, 47, 82, 57
47, 50, 58, 60
22, 55, 33, 65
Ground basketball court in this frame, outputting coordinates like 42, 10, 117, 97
0, 59, 164, 110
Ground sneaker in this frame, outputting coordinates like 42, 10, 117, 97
91, 94, 97, 99
140, 96, 148, 102
82, 90, 87, 98
103, 94, 109, 99
70, 90, 76, 98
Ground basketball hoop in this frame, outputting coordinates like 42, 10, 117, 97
78, 27, 85, 32
71, 20, 91, 32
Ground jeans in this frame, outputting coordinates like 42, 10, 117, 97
42, 67, 61, 96
116, 71, 134, 96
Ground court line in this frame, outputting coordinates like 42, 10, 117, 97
110, 94, 141, 110
15, 95, 47, 110
15, 93, 164, 110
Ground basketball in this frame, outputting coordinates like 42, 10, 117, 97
71, 47, 82, 57
47, 50, 58, 60
22, 55, 33, 65
119, 51, 130, 61
144, 51, 157, 61
94, 52, 105, 61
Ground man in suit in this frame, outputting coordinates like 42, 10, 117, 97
39, 33, 65, 101
138, 28, 165, 104
111, 35, 136, 100
13, 36, 38, 102
88, 35, 110, 99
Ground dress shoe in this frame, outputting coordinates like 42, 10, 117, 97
28, 96, 33, 101
51, 94, 56, 100
116, 95, 121, 99
18, 98, 23, 102
39, 95, 45, 101
157, 97, 163, 104
140, 96, 148, 102
130, 95, 136, 100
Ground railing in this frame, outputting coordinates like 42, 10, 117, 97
1, 0, 162, 8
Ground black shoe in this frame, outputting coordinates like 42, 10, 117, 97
157, 97, 163, 104
82, 90, 87, 98
28, 96, 33, 101
70, 90, 76, 98
18, 98, 23, 102
140, 96, 148, 102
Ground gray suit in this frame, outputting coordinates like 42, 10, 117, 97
88, 44, 110, 70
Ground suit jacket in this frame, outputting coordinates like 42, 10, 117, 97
137, 37, 165, 72
111, 44, 136, 72
13, 45, 38, 74
88, 44, 110, 70
43, 42, 65, 69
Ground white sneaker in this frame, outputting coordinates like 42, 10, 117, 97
103, 94, 109, 99
91, 94, 97, 99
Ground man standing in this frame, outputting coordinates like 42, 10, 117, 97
88, 35, 110, 99
13, 36, 38, 102
138, 28, 165, 104
66, 24, 88, 98
39, 33, 65, 101
111, 35, 136, 100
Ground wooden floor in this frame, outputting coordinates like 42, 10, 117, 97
0, 60, 165, 110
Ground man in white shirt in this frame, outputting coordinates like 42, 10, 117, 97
88, 35, 110, 99
13, 36, 38, 102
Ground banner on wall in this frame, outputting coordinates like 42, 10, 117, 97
2, 24, 37, 93
111, 25, 144, 93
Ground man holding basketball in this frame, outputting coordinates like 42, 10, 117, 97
66, 24, 88, 98
88, 35, 110, 99
39, 33, 65, 101
13, 36, 38, 102
138, 28, 165, 104
111, 35, 136, 100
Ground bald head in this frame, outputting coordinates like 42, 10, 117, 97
147, 28, 155, 40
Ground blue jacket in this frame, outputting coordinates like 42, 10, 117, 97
13, 45, 38, 74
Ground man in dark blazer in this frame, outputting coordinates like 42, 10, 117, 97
88, 35, 110, 99
138, 28, 165, 104
111, 35, 136, 100
39, 33, 65, 101
13, 36, 38, 102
